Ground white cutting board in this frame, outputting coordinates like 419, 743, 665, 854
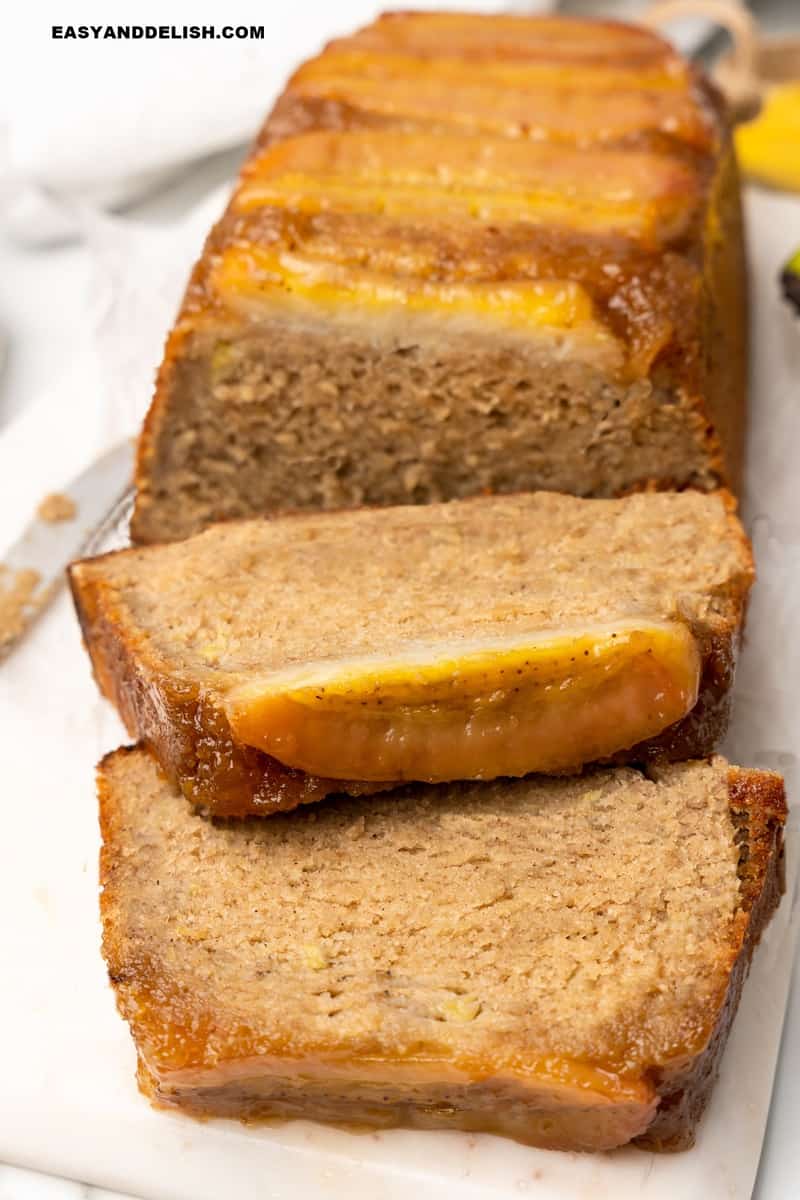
1, 187, 799, 1200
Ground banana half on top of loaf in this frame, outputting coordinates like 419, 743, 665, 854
70, 490, 753, 817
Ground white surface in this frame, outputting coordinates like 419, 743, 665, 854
739, 187, 800, 1198
0, 184, 799, 1199
0, 1168, 135, 1200
0, 148, 241, 428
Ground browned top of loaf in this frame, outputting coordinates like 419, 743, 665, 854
169, 11, 728, 382
73, 491, 751, 692
99, 749, 783, 1078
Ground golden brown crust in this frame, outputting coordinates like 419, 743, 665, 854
612, 491, 753, 765
635, 766, 786, 1149
73, 564, 382, 816
701, 145, 749, 491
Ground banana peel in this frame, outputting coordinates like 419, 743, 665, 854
736, 84, 800, 192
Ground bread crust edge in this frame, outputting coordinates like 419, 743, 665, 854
635, 766, 786, 1149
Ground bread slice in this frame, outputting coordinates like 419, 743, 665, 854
71, 491, 752, 817
130, 12, 747, 545
98, 748, 785, 1152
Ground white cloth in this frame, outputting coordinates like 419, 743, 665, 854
0, 185, 225, 533
0, 0, 554, 245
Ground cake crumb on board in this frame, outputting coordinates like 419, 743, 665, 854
37, 492, 77, 523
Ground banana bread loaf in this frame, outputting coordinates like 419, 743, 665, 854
131, 11, 747, 545
71, 490, 753, 816
98, 749, 785, 1151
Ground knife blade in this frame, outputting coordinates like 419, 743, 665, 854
0, 440, 135, 662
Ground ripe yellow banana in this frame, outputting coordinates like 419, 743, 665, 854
736, 84, 800, 192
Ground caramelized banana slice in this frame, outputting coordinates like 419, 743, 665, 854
213, 243, 608, 341
225, 621, 701, 782
236, 131, 698, 245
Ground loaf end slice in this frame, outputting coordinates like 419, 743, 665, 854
72, 491, 753, 816
98, 749, 784, 1151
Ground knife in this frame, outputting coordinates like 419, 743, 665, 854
0, 440, 135, 662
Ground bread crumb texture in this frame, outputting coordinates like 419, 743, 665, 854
83, 490, 749, 684
101, 751, 743, 1075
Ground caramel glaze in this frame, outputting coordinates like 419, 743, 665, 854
324, 13, 690, 65
182, 206, 706, 387
70, 563, 383, 815
163, 11, 729, 408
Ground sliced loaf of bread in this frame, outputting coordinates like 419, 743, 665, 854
99, 748, 785, 1151
71, 490, 753, 816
